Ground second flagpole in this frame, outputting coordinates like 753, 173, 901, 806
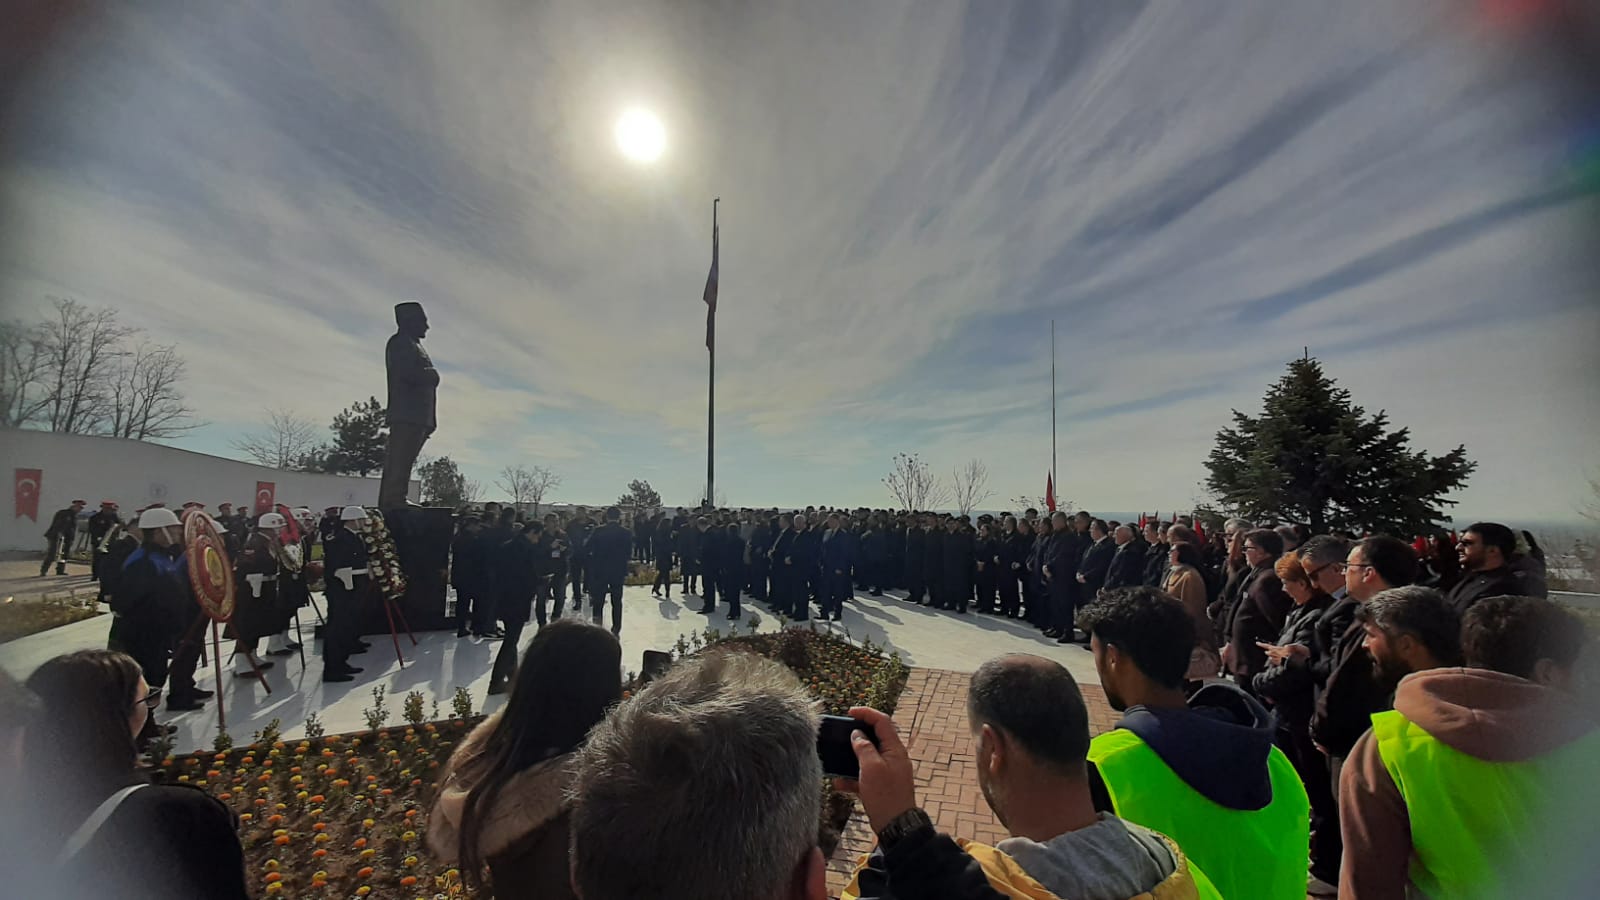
706, 198, 718, 509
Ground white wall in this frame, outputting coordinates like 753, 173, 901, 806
0, 428, 415, 552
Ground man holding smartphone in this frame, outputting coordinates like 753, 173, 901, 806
837, 655, 1218, 899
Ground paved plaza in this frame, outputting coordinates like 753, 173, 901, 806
0, 580, 1102, 753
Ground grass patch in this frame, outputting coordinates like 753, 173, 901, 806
0, 596, 102, 643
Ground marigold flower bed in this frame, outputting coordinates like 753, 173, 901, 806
153, 628, 906, 898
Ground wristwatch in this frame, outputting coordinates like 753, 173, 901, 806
876, 807, 933, 850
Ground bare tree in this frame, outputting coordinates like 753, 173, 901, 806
951, 458, 994, 518
1008, 494, 1075, 517
698, 483, 729, 509
232, 409, 322, 468
0, 319, 51, 427
462, 478, 482, 504
106, 341, 199, 440
496, 464, 562, 515
37, 297, 135, 434
883, 452, 951, 511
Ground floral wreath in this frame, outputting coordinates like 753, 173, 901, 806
362, 509, 409, 602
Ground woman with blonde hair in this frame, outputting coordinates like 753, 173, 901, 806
1163, 540, 1219, 685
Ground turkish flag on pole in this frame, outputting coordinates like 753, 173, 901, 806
254, 482, 276, 515
1045, 472, 1056, 512
14, 468, 42, 521
1193, 517, 1207, 545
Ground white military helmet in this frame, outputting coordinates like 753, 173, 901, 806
258, 512, 287, 529
292, 507, 314, 524
137, 507, 182, 529
341, 505, 369, 521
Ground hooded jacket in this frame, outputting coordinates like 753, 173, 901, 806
426, 713, 577, 900
842, 813, 1215, 900
1090, 683, 1277, 813
1338, 667, 1600, 899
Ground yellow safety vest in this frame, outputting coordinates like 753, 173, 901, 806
1088, 728, 1309, 900
1370, 709, 1600, 900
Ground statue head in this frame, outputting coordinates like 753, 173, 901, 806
395, 302, 429, 338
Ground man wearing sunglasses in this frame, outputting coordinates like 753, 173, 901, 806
1444, 522, 1523, 617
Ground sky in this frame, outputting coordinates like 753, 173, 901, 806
2, 0, 1597, 521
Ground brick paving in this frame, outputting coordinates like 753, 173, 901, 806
826, 666, 1118, 894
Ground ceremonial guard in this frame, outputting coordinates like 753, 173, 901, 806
321, 506, 372, 683
108, 507, 211, 716
86, 501, 120, 582
231, 512, 287, 678
40, 499, 86, 576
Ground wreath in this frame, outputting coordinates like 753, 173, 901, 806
362, 509, 408, 602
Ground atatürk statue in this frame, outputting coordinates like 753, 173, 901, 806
380, 302, 438, 508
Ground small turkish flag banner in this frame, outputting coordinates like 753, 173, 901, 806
255, 482, 276, 515
15, 468, 42, 521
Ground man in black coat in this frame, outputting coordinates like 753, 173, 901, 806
939, 517, 974, 613
566, 511, 594, 601
768, 514, 799, 614
449, 516, 485, 637
697, 520, 723, 615
1141, 522, 1169, 588
719, 522, 745, 620
1445, 521, 1525, 616
40, 499, 85, 576
1042, 513, 1083, 642
587, 507, 633, 635
995, 516, 1029, 618
745, 517, 772, 602
922, 516, 945, 609
677, 516, 705, 596
786, 515, 822, 621
859, 518, 888, 596
1220, 529, 1292, 692
1103, 525, 1145, 591
471, 509, 517, 639
819, 513, 856, 620
903, 518, 927, 604
1076, 519, 1116, 598
651, 514, 676, 598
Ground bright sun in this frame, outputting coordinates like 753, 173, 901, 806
614, 108, 666, 163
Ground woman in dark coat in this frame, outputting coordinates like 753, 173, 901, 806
996, 516, 1029, 619
22, 650, 249, 900
430, 621, 622, 900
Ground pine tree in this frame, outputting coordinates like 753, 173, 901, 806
417, 456, 469, 506
1205, 358, 1475, 535
616, 479, 663, 510
322, 396, 388, 476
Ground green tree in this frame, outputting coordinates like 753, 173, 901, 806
1205, 357, 1475, 535
417, 456, 470, 507
321, 396, 388, 476
616, 479, 662, 510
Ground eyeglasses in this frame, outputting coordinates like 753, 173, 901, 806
1304, 562, 1334, 579
1243, 545, 1262, 553
137, 688, 162, 711
1339, 562, 1374, 575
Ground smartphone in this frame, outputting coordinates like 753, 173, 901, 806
638, 650, 674, 686
817, 714, 878, 779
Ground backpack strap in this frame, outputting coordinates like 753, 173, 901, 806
56, 783, 149, 865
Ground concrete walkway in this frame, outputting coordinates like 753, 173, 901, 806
0, 584, 1100, 753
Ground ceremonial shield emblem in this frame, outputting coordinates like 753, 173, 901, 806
184, 511, 236, 621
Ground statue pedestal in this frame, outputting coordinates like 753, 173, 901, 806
365, 506, 454, 633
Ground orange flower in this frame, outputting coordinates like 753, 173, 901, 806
273, 835, 290, 846
400, 876, 418, 887
264, 872, 281, 883
356, 866, 374, 879
312, 849, 327, 860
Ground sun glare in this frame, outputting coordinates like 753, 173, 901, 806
614, 107, 665, 163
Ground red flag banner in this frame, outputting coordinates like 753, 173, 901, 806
1194, 518, 1207, 545
254, 482, 276, 515
14, 468, 41, 522
1045, 472, 1056, 512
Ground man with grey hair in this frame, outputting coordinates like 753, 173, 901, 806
1222, 518, 1254, 538
569, 652, 828, 899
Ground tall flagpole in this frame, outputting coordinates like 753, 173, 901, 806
1050, 319, 1057, 490
706, 198, 719, 509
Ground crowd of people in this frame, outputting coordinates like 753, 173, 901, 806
17, 495, 1590, 899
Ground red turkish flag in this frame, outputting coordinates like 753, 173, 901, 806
14, 468, 41, 521
1045, 472, 1056, 512
254, 482, 276, 515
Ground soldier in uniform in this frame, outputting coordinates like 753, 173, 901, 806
107, 507, 212, 716
86, 501, 120, 582
321, 506, 372, 683
40, 499, 85, 576
231, 512, 286, 679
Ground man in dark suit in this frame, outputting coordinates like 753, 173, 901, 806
768, 513, 798, 614
1103, 525, 1145, 591
922, 515, 944, 609
1043, 512, 1083, 643
786, 515, 822, 621
380, 302, 439, 509
904, 516, 927, 604
587, 507, 633, 635
322, 506, 373, 683
40, 499, 85, 576
1076, 518, 1116, 598
86, 501, 120, 582
697, 519, 723, 616
819, 513, 856, 621
939, 516, 975, 613
1222, 528, 1292, 693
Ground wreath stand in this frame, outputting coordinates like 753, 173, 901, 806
378, 587, 418, 668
